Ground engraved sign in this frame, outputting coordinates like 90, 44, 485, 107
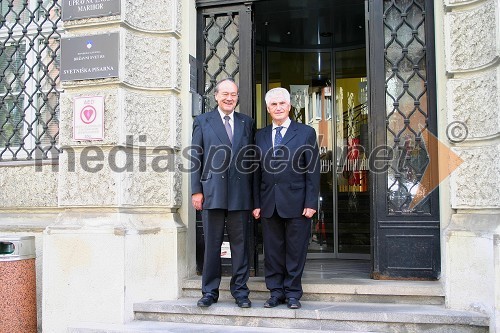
62, 0, 121, 21
73, 96, 104, 141
61, 33, 119, 81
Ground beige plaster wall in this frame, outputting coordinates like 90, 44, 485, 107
441, 1, 500, 331
40, 0, 189, 332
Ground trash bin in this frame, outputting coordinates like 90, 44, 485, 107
0, 236, 37, 332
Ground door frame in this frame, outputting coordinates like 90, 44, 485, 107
367, 0, 440, 279
196, 0, 441, 279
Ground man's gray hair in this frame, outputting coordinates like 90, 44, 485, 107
214, 78, 237, 94
265, 87, 290, 105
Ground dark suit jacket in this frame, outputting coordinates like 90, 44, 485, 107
253, 120, 320, 218
191, 108, 255, 211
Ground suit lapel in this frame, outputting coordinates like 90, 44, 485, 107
232, 112, 245, 151
263, 125, 273, 151
207, 109, 232, 146
280, 120, 298, 146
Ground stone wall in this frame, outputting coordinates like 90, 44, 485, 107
442, 0, 500, 331
40, 0, 189, 332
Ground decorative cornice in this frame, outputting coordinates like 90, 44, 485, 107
444, 0, 491, 12
120, 21, 181, 38
446, 55, 500, 79
446, 56, 500, 77
449, 133, 500, 148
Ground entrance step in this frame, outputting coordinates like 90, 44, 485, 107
182, 276, 445, 305
133, 298, 489, 333
68, 321, 374, 333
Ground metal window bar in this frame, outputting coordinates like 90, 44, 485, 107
0, 0, 62, 162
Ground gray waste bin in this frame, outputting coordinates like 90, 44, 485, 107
0, 236, 37, 332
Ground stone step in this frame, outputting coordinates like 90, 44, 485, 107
182, 276, 445, 305
133, 298, 489, 333
68, 321, 375, 333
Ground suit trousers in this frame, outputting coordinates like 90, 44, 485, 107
262, 210, 310, 300
201, 209, 250, 299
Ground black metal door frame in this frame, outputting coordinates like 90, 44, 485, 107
368, 0, 440, 279
195, 1, 257, 276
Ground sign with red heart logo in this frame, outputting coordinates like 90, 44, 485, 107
73, 96, 104, 141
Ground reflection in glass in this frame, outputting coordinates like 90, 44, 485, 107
335, 50, 370, 254
256, 48, 370, 258
265, 51, 334, 254
384, 0, 431, 214
290, 85, 309, 123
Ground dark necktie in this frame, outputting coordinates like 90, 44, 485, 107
274, 126, 283, 155
224, 115, 232, 144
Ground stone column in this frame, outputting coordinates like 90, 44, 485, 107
442, 0, 500, 331
42, 1, 186, 332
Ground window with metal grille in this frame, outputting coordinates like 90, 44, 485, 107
383, 0, 432, 214
197, 3, 253, 118
0, 0, 62, 162
202, 11, 240, 113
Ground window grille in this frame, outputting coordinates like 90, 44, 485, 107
201, 11, 240, 113
0, 0, 62, 162
383, 0, 432, 214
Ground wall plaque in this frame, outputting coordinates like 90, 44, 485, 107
61, 33, 119, 81
73, 96, 104, 141
62, 0, 121, 21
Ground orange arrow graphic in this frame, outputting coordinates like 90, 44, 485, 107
409, 128, 464, 209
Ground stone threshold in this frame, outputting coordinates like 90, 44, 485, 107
182, 276, 445, 304
133, 298, 489, 332
69, 321, 375, 333
134, 298, 486, 326
184, 276, 444, 296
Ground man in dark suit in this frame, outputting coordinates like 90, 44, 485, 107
252, 87, 320, 309
191, 78, 254, 308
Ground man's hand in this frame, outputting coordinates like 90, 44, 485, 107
302, 208, 316, 218
192, 193, 204, 211
252, 208, 261, 219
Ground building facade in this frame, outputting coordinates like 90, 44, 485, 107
0, 0, 498, 332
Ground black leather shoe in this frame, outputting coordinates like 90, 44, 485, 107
264, 296, 284, 308
197, 295, 217, 307
287, 297, 301, 309
235, 297, 252, 308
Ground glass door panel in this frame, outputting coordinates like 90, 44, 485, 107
257, 48, 371, 259
264, 50, 335, 257
335, 48, 370, 258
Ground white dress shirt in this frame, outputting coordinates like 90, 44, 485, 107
272, 117, 291, 146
